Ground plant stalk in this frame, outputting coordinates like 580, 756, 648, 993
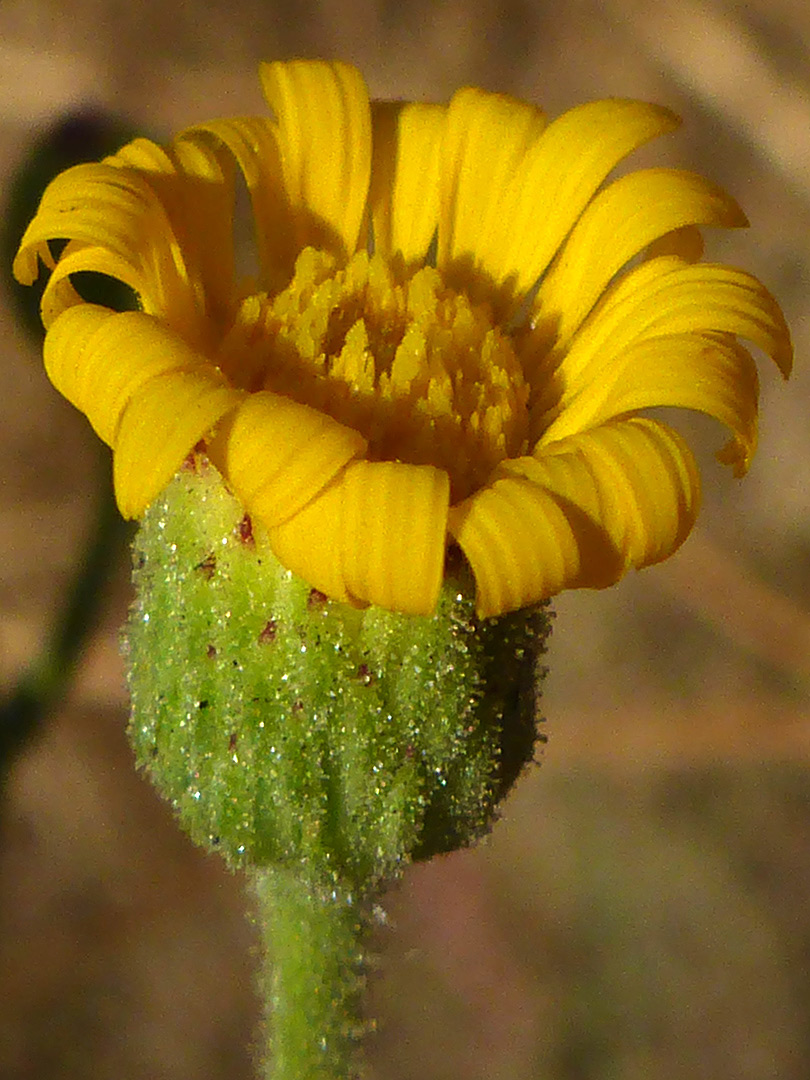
249, 866, 374, 1080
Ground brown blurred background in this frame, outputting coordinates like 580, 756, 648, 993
1, 1, 810, 1077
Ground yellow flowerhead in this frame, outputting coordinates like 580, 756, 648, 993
14, 60, 791, 617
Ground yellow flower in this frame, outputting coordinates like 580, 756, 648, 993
14, 60, 791, 618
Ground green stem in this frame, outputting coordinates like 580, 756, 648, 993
250, 866, 374, 1080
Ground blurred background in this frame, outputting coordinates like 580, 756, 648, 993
1, 0, 809, 1077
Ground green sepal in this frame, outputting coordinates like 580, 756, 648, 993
126, 459, 550, 889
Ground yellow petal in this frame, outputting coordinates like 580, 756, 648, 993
13, 160, 202, 338
265, 479, 354, 604
540, 256, 793, 404
208, 390, 367, 528
111, 134, 235, 327
177, 117, 291, 292
437, 87, 546, 295
553, 418, 700, 569
43, 305, 210, 446
448, 472, 586, 617
39, 243, 145, 327
535, 168, 747, 345
646, 224, 704, 262
449, 417, 699, 617
259, 59, 372, 260
340, 460, 450, 614
113, 368, 243, 518
370, 101, 445, 269
268, 459, 449, 614
480, 99, 680, 302
13, 163, 155, 284
159, 133, 236, 322
541, 332, 760, 475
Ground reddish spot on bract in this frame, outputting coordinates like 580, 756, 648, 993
238, 514, 254, 545
357, 663, 374, 685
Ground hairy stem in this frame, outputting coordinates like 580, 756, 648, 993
250, 866, 374, 1080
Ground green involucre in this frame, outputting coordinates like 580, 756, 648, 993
126, 461, 550, 889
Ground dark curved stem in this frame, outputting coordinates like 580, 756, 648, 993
0, 447, 129, 775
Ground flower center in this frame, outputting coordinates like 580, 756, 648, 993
218, 248, 530, 502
